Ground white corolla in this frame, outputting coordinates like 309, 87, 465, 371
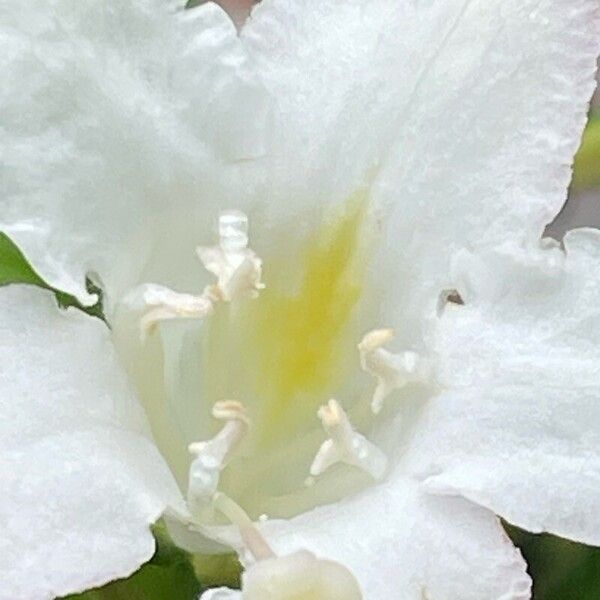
1, 1, 599, 599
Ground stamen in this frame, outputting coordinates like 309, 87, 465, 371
134, 210, 264, 341
310, 399, 388, 480
186, 401, 249, 522
131, 284, 213, 341
197, 210, 265, 302
359, 329, 431, 414
213, 492, 276, 562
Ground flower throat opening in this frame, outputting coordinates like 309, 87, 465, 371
117, 190, 430, 523
203, 194, 373, 516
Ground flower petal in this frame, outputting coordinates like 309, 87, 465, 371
245, 0, 599, 337
200, 588, 242, 600
0, 0, 269, 305
0, 286, 182, 600
247, 0, 598, 231
405, 228, 600, 545
259, 476, 531, 600
4, 0, 599, 317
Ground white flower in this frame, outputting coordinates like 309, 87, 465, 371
1, 1, 599, 599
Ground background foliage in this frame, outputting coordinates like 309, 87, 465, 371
508, 525, 600, 600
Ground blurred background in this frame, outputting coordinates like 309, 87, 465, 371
546, 77, 600, 239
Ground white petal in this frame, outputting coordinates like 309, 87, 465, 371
259, 476, 531, 600
0, 286, 183, 600
4, 0, 598, 319
245, 0, 599, 338
246, 0, 598, 230
405, 228, 600, 545
0, 0, 269, 306
200, 588, 242, 600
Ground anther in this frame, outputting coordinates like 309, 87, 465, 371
359, 329, 431, 414
122, 283, 213, 342
186, 401, 250, 522
197, 210, 265, 302
310, 399, 387, 480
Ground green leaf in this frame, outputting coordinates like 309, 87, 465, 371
62, 525, 202, 600
0, 232, 47, 287
0, 232, 106, 323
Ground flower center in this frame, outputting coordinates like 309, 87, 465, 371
205, 198, 372, 516
214, 197, 365, 446
113, 193, 432, 524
